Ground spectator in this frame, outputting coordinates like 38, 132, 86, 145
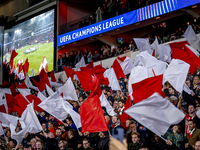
164, 125, 184, 149
87, 52, 93, 64
96, 7, 104, 23
93, 51, 100, 61
68, 129, 78, 150
128, 132, 144, 150
58, 55, 63, 71
62, 53, 67, 67
186, 120, 200, 147
82, 138, 92, 150
96, 131, 110, 150
36, 141, 43, 150
75, 51, 82, 64
58, 140, 68, 150
195, 141, 200, 150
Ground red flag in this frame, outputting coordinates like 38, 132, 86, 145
76, 70, 93, 91
80, 95, 108, 133
86, 61, 94, 69
112, 59, 126, 79
92, 64, 109, 85
63, 66, 75, 80
88, 74, 102, 99
132, 75, 163, 104
0, 105, 6, 113
10, 50, 18, 71
117, 56, 126, 62
18, 61, 23, 74
5, 93, 20, 114
15, 81, 28, 89
49, 71, 56, 82
14, 94, 29, 115
37, 68, 51, 91
170, 42, 198, 74
80, 67, 93, 75
9, 83, 18, 97
120, 96, 132, 130
22, 58, 29, 76
26, 95, 43, 112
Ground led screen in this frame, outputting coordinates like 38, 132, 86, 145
4, 9, 54, 75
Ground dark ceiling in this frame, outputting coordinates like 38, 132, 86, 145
0, 0, 9, 5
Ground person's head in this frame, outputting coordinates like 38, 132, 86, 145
66, 117, 73, 125
56, 128, 62, 137
73, 101, 79, 108
113, 100, 119, 108
8, 139, 15, 147
58, 140, 68, 150
59, 55, 62, 59
129, 121, 137, 132
105, 115, 110, 122
172, 125, 181, 134
188, 119, 196, 131
49, 115, 54, 121
186, 80, 191, 87
36, 141, 43, 150
99, 131, 107, 138
6, 129, 11, 137
62, 53, 66, 57
95, 50, 98, 54
48, 132, 55, 138
131, 132, 140, 143
154, 134, 161, 142
126, 119, 130, 128
23, 144, 31, 150
85, 48, 88, 52
168, 86, 175, 94
58, 124, 65, 132
118, 100, 125, 108
68, 129, 75, 139
83, 138, 90, 149
48, 121, 53, 129
112, 115, 119, 124
41, 122, 46, 130
169, 96, 178, 105
193, 76, 200, 85
188, 104, 195, 115
79, 96, 83, 102
30, 138, 36, 147
195, 141, 200, 150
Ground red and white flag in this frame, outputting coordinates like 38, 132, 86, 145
118, 56, 134, 75
125, 93, 185, 138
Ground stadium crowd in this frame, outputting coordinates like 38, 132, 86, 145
77, 0, 162, 28
2, 58, 200, 150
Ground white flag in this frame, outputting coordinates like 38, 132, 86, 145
163, 59, 190, 93
62, 100, 81, 129
120, 57, 134, 75
185, 44, 199, 57
10, 103, 42, 143
0, 92, 8, 113
104, 68, 121, 91
183, 83, 193, 95
99, 93, 116, 116
58, 77, 78, 101
134, 38, 152, 54
151, 37, 160, 56
183, 25, 199, 45
133, 51, 167, 77
159, 44, 171, 63
37, 91, 46, 101
0, 88, 11, 94
75, 57, 86, 71
46, 84, 55, 96
0, 122, 4, 135
0, 113, 18, 127
30, 69, 35, 77
125, 93, 185, 137
24, 73, 39, 91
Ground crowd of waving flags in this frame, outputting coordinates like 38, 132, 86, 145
1, 25, 200, 143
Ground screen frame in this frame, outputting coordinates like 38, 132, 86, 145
3, 5, 57, 74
